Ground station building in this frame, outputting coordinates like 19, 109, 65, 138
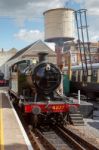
7, 40, 56, 80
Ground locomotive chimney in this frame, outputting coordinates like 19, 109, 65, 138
38, 52, 48, 62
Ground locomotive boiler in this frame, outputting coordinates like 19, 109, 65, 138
9, 52, 79, 127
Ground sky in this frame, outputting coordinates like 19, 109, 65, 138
0, 0, 99, 50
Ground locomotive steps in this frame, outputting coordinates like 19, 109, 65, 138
69, 111, 84, 126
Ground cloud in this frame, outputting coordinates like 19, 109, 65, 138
71, 0, 99, 42
0, 0, 99, 20
81, 0, 99, 41
14, 29, 44, 42
0, 0, 68, 20
1, 0, 99, 42
84, 0, 99, 15
0, 0, 70, 26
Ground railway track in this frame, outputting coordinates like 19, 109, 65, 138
29, 125, 99, 150
14, 103, 99, 150
64, 126, 99, 149
29, 125, 72, 150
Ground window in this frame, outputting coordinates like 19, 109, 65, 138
18, 63, 28, 72
72, 71, 76, 81
78, 70, 81, 82
90, 47, 97, 52
63, 45, 71, 52
91, 69, 97, 82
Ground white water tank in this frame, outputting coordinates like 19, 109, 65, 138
43, 8, 75, 43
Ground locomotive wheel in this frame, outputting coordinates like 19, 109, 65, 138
31, 114, 38, 128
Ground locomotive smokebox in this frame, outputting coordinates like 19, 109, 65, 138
38, 52, 48, 62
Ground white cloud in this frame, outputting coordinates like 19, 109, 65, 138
1, 0, 99, 42
14, 29, 44, 42
45, 42, 55, 51
82, 0, 99, 42
84, 0, 99, 15
0, 0, 70, 26
89, 30, 99, 42
72, 0, 99, 42
0, 0, 68, 21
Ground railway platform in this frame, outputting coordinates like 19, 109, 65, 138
0, 88, 33, 150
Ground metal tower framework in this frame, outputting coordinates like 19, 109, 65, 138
75, 9, 92, 82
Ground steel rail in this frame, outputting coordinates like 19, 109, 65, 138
35, 129, 56, 150
55, 126, 85, 150
29, 129, 42, 150
62, 126, 99, 150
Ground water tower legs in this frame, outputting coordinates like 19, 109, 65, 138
55, 43, 64, 69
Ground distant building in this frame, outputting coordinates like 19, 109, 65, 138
62, 41, 99, 66
0, 48, 17, 80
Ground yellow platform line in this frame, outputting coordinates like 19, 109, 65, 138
0, 106, 4, 150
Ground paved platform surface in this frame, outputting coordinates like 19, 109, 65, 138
0, 89, 33, 150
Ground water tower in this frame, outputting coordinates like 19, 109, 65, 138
43, 8, 75, 68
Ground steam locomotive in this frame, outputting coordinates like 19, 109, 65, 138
9, 52, 79, 127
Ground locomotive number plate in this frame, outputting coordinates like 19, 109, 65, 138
52, 105, 65, 110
